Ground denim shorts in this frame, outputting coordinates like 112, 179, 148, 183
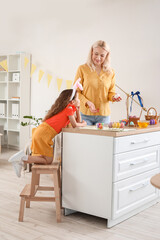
81, 113, 110, 126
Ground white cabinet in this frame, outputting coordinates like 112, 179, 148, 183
62, 130, 160, 228
113, 145, 160, 181
114, 131, 160, 153
112, 169, 159, 219
0, 53, 31, 149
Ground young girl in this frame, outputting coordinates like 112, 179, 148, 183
9, 89, 87, 177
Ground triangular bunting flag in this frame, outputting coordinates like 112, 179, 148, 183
47, 74, 52, 88
38, 70, 44, 83
56, 78, 63, 91
66, 80, 73, 89
31, 64, 36, 77
24, 57, 29, 68
0, 59, 8, 72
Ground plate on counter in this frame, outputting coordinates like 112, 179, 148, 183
78, 126, 135, 131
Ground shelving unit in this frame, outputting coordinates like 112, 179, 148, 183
0, 53, 31, 150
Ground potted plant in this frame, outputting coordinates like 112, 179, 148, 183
21, 116, 42, 135
21, 116, 42, 127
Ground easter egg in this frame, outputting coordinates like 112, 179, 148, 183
150, 119, 155, 125
120, 122, 124, 128
116, 122, 120, 128
96, 123, 99, 128
112, 122, 117, 128
155, 119, 157, 124
130, 121, 134, 126
108, 122, 113, 128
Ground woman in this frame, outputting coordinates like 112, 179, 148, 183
74, 40, 122, 125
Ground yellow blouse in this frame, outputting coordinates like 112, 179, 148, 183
74, 64, 116, 116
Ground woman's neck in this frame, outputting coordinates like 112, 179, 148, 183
95, 66, 102, 75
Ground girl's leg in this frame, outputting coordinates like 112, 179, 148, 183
25, 155, 53, 165
8, 151, 53, 177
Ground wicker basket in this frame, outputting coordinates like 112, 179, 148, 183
126, 93, 144, 127
145, 107, 158, 120
129, 117, 140, 127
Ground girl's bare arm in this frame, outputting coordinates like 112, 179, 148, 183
69, 115, 87, 128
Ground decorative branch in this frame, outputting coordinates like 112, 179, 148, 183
115, 84, 147, 112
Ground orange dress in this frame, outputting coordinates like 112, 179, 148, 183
31, 104, 76, 157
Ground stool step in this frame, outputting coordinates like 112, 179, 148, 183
150, 173, 160, 189
19, 162, 61, 223
32, 163, 60, 174
32, 162, 59, 170
38, 186, 54, 191
20, 184, 31, 197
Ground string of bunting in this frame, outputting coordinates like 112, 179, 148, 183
0, 57, 73, 91
24, 57, 73, 90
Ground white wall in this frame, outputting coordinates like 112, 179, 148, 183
1, 0, 160, 121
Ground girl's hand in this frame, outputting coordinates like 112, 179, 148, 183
86, 101, 99, 113
69, 115, 87, 128
112, 94, 122, 102
81, 120, 87, 126
76, 106, 80, 111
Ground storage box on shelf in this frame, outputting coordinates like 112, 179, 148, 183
0, 53, 31, 150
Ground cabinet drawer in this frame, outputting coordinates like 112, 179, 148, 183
114, 131, 160, 154
112, 169, 159, 219
113, 146, 160, 182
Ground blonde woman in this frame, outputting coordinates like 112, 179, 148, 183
74, 40, 122, 125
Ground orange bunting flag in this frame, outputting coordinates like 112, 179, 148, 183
30, 64, 36, 77
47, 74, 52, 87
56, 78, 63, 91
66, 80, 73, 89
38, 70, 44, 83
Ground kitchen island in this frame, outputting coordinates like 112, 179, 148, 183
62, 124, 160, 228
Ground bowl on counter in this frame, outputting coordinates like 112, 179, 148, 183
137, 120, 150, 128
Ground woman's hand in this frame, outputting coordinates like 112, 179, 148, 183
112, 94, 122, 102
86, 101, 99, 113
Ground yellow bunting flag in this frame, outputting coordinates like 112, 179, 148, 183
38, 70, 44, 83
56, 78, 63, 91
30, 64, 36, 77
0, 59, 8, 72
47, 74, 52, 88
24, 57, 29, 68
66, 80, 73, 89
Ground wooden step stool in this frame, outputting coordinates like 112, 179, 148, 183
150, 173, 160, 189
19, 162, 61, 223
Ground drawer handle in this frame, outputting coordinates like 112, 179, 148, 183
130, 139, 150, 145
129, 182, 148, 192
130, 159, 148, 166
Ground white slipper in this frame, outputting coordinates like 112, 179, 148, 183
8, 150, 26, 163
12, 161, 23, 178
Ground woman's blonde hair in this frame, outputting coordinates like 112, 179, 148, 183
87, 40, 111, 73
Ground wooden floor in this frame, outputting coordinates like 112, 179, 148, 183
1, 148, 160, 240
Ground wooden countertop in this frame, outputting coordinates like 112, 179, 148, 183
62, 123, 160, 137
